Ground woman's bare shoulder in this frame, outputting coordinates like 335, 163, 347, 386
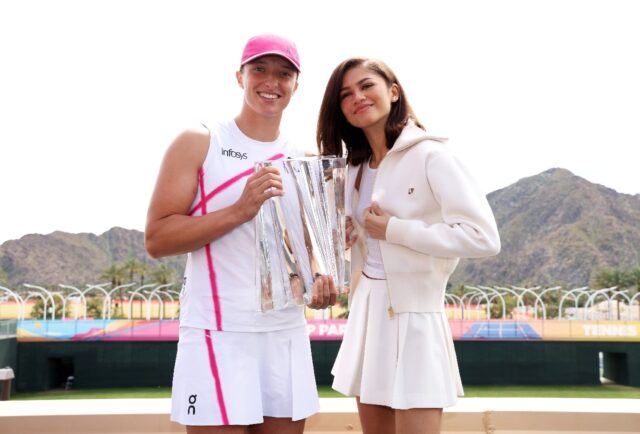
164, 124, 211, 167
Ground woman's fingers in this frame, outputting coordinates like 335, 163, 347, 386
309, 275, 337, 309
345, 216, 358, 248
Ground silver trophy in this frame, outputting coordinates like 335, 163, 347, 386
255, 156, 346, 311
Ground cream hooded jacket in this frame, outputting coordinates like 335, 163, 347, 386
347, 122, 501, 313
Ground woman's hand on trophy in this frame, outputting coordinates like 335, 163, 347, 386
363, 202, 391, 240
307, 274, 337, 309
345, 216, 358, 249
235, 166, 284, 222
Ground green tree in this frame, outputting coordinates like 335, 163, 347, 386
86, 297, 103, 319
101, 264, 127, 287
591, 267, 634, 320
335, 293, 349, 319
123, 258, 147, 286
489, 293, 519, 319
151, 264, 175, 285
31, 297, 63, 320
101, 264, 127, 317
538, 287, 562, 319
0, 269, 9, 287
448, 284, 466, 298
628, 267, 640, 294
591, 267, 632, 289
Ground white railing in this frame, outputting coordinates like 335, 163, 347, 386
2, 283, 640, 322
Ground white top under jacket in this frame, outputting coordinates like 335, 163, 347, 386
346, 121, 501, 313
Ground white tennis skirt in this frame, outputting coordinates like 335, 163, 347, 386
332, 276, 463, 409
171, 325, 319, 426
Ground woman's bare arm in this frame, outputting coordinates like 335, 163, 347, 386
145, 127, 283, 258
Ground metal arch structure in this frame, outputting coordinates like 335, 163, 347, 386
486, 293, 507, 320
488, 286, 523, 320
24, 284, 56, 320
610, 290, 632, 320
165, 289, 181, 300
107, 282, 136, 319
154, 289, 177, 320
59, 284, 88, 320
6, 280, 640, 323
149, 283, 175, 320
50, 292, 67, 320
512, 286, 547, 320
82, 284, 111, 320
630, 292, 640, 321
143, 283, 173, 320
573, 288, 595, 320
557, 286, 590, 319
512, 285, 542, 292
459, 290, 479, 310
482, 286, 507, 320
128, 283, 157, 320
23, 292, 48, 320
487, 286, 527, 319
444, 293, 465, 320
533, 286, 562, 321
466, 286, 506, 320
461, 287, 491, 320
443, 294, 457, 317
145, 290, 164, 320
165, 289, 182, 320
0, 286, 26, 320
459, 289, 483, 320
585, 287, 617, 320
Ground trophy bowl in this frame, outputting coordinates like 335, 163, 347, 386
255, 156, 346, 311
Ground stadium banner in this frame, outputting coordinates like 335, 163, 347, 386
15, 319, 640, 342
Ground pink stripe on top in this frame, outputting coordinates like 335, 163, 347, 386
198, 169, 223, 331
188, 153, 285, 216
188, 153, 286, 331
205, 243, 222, 331
204, 329, 229, 425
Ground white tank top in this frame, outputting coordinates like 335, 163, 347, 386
355, 162, 387, 279
179, 119, 306, 332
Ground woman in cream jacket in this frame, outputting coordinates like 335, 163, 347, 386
316, 57, 500, 434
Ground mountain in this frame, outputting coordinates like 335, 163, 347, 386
1, 168, 639, 289
449, 168, 640, 287
0, 227, 186, 288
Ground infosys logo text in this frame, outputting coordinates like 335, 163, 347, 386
221, 147, 248, 160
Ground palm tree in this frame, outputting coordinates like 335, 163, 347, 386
151, 264, 175, 285
0, 269, 9, 287
629, 267, 640, 295
101, 264, 127, 317
31, 297, 63, 319
592, 268, 632, 289
86, 297, 103, 319
592, 267, 633, 320
101, 264, 126, 287
123, 258, 148, 286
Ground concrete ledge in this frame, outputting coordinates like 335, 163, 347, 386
1, 397, 639, 434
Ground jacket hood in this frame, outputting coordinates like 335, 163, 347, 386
388, 121, 447, 155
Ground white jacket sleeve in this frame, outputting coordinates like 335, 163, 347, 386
385, 150, 501, 258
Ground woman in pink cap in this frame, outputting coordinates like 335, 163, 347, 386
317, 58, 501, 434
145, 34, 336, 434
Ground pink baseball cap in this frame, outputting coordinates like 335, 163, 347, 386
240, 34, 301, 72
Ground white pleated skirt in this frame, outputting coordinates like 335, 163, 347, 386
171, 325, 319, 426
332, 276, 463, 409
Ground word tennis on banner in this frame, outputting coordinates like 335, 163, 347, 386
14, 319, 640, 342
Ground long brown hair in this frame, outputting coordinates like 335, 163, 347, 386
316, 58, 424, 166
